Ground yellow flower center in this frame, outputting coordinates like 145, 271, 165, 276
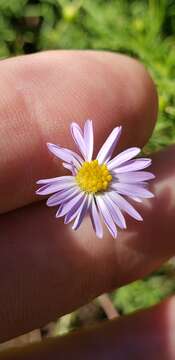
76, 159, 112, 193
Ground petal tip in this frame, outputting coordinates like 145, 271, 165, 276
97, 234, 103, 239
46, 199, 52, 207
46, 142, 53, 148
35, 189, 42, 195
85, 119, 92, 124
47, 142, 57, 152
70, 121, 78, 130
136, 147, 141, 152
137, 216, 143, 222
114, 125, 122, 135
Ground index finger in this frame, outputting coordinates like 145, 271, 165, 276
0, 50, 157, 213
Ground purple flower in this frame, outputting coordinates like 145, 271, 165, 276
36, 120, 155, 238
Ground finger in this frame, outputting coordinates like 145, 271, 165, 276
2, 297, 175, 359
0, 51, 157, 213
117, 144, 175, 284
0, 146, 175, 341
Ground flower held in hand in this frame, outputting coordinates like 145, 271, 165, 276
36, 120, 154, 238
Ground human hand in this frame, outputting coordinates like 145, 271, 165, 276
1, 51, 175, 359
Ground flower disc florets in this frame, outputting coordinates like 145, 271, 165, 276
76, 159, 112, 193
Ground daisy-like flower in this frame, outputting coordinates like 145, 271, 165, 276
36, 120, 154, 238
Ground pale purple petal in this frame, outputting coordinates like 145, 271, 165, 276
112, 158, 152, 173
97, 126, 122, 164
47, 187, 79, 207
112, 182, 154, 199
90, 197, 103, 239
63, 162, 77, 175
84, 120, 94, 161
62, 162, 72, 171
96, 196, 117, 238
72, 195, 89, 230
64, 205, 80, 224
107, 147, 141, 170
65, 149, 84, 166
56, 192, 85, 218
47, 143, 71, 162
70, 122, 87, 159
116, 171, 155, 183
109, 192, 143, 221
36, 177, 75, 195
64, 193, 91, 225
103, 194, 126, 229
47, 143, 83, 169
130, 197, 143, 203
37, 175, 74, 185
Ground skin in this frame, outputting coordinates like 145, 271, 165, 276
1, 50, 175, 358
3, 298, 175, 360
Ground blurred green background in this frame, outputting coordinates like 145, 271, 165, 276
1, 0, 175, 337
1, 0, 175, 152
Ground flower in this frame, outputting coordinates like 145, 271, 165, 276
36, 120, 155, 238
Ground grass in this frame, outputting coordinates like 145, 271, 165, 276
0, 0, 175, 151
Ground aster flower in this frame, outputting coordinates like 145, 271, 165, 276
36, 120, 154, 238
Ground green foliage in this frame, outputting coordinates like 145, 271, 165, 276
0, 0, 175, 151
111, 273, 175, 314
